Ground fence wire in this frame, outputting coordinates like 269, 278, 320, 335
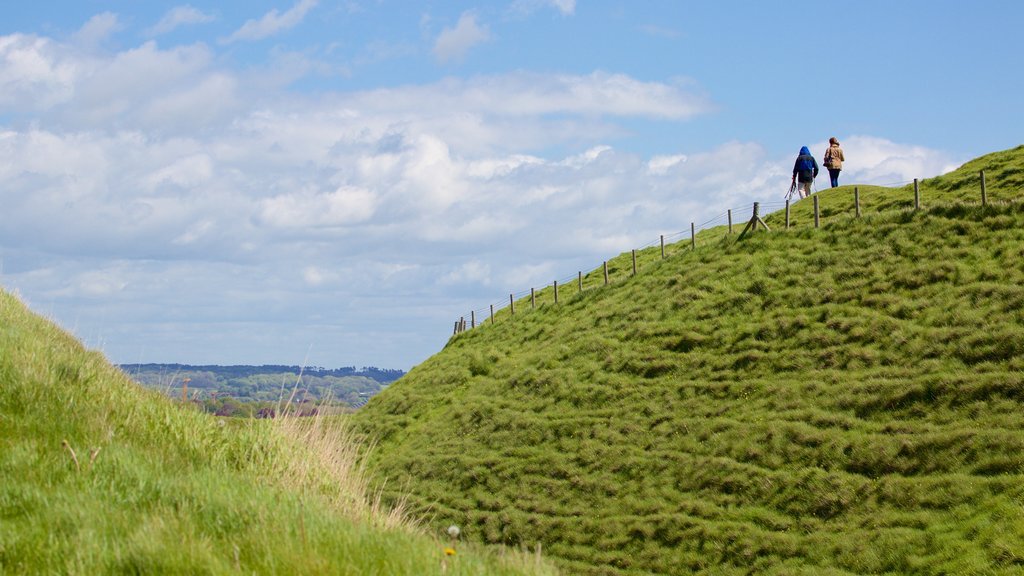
452, 173, 1008, 334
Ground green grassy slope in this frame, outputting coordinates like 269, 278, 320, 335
0, 291, 555, 575
353, 145, 1024, 575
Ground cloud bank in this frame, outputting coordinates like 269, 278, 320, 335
0, 24, 960, 369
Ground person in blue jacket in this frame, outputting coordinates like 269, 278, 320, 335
791, 146, 819, 199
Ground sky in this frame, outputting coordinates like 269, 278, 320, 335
1, 1, 1021, 371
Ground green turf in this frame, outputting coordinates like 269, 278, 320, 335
353, 145, 1024, 575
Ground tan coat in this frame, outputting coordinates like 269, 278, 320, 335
824, 144, 845, 170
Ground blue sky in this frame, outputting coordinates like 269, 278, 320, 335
1, 1, 1021, 370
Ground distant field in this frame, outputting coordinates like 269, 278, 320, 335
120, 363, 401, 414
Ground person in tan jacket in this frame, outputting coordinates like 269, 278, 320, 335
823, 137, 845, 187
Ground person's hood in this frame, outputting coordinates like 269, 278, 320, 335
799, 146, 811, 156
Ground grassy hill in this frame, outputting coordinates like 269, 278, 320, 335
352, 145, 1024, 575
0, 291, 555, 575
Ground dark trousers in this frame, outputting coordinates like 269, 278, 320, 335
828, 168, 841, 188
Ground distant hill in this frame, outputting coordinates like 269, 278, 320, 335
122, 363, 405, 383
353, 145, 1024, 575
121, 363, 404, 412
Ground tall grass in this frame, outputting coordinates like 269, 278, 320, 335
271, 409, 412, 530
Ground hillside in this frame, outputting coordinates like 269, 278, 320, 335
0, 291, 554, 575
352, 145, 1024, 575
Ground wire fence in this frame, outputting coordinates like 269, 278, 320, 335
451, 171, 1011, 335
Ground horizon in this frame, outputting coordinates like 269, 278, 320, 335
2, 1, 1022, 370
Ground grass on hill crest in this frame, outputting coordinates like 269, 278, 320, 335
353, 145, 1024, 575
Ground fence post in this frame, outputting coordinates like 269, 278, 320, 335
981, 170, 987, 206
490, 304, 494, 324
813, 195, 820, 228
728, 209, 733, 235
737, 202, 769, 240
453, 321, 459, 336
691, 222, 696, 250
603, 261, 609, 286
509, 294, 515, 315
460, 317, 465, 332
785, 199, 790, 230
660, 235, 665, 259
578, 271, 583, 293
553, 280, 559, 304
631, 250, 637, 276
914, 178, 920, 210
855, 187, 861, 218
471, 310, 475, 329
531, 287, 535, 309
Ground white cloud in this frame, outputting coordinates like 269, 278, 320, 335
340, 72, 712, 124
0, 37, 239, 131
73, 12, 121, 49
223, 0, 318, 43
149, 6, 216, 36
0, 34, 77, 110
830, 135, 959, 186
173, 220, 215, 246
510, 0, 576, 16
57, 269, 129, 299
302, 266, 334, 286
142, 153, 215, 191
550, 0, 576, 15
257, 186, 378, 228
433, 12, 491, 64
439, 260, 492, 286
648, 154, 687, 175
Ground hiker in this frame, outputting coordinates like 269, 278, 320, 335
791, 146, 819, 199
823, 137, 845, 188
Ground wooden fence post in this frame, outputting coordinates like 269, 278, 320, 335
785, 199, 790, 230
691, 222, 696, 250
460, 317, 465, 332
631, 250, 637, 276
471, 310, 475, 329
603, 261, 609, 286
453, 321, 459, 335
490, 304, 494, 324
737, 202, 770, 240
553, 280, 559, 304
530, 287, 535, 309
981, 170, 987, 206
813, 195, 820, 228
509, 294, 515, 315
578, 271, 583, 293
660, 235, 665, 259
728, 209, 733, 235
855, 187, 861, 218
914, 178, 920, 210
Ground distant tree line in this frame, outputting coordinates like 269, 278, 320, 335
119, 363, 404, 417
123, 363, 404, 383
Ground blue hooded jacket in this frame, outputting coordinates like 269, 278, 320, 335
793, 146, 819, 182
